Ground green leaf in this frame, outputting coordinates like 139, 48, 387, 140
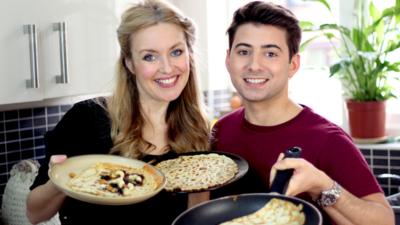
386, 62, 400, 72
300, 35, 324, 52
299, 21, 314, 30
369, 1, 380, 21
397, 0, 400, 22
329, 62, 342, 76
384, 41, 400, 53
370, 6, 400, 30
382, 6, 400, 17
324, 32, 335, 39
351, 28, 374, 51
319, 23, 339, 30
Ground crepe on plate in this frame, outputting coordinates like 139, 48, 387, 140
155, 153, 238, 192
67, 162, 162, 197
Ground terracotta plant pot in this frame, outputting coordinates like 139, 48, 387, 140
346, 100, 386, 140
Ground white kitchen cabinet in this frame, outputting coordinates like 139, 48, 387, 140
0, 0, 118, 105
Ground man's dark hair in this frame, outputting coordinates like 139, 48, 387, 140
227, 1, 301, 59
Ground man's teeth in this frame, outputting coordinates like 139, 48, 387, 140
157, 77, 176, 84
245, 78, 267, 84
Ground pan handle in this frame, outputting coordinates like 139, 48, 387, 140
270, 147, 302, 194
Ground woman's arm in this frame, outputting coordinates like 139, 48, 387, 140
187, 191, 210, 208
26, 180, 66, 224
26, 155, 67, 224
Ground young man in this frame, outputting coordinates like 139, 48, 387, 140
211, 1, 394, 225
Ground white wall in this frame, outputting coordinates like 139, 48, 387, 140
169, 0, 210, 91
171, 0, 232, 117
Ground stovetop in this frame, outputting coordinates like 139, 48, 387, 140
387, 192, 400, 212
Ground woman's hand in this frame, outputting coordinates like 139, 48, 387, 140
47, 154, 68, 192
49, 154, 67, 167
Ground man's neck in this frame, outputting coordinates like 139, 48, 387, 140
243, 99, 302, 126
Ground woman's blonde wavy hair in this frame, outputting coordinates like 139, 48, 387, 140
108, 0, 209, 158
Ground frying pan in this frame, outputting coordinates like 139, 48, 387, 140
172, 147, 323, 225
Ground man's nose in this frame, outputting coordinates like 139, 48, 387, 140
247, 54, 263, 72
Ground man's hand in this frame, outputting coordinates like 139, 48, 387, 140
270, 153, 333, 200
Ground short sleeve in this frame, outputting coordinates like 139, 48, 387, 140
318, 132, 382, 198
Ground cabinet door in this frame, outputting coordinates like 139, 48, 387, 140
41, 0, 118, 99
0, 1, 44, 104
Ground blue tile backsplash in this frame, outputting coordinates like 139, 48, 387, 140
0, 104, 71, 211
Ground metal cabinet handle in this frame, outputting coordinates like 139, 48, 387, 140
53, 22, 69, 84
23, 24, 39, 89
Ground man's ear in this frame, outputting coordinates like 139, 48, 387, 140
225, 49, 231, 72
288, 54, 300, 78
125, 57, 135, 74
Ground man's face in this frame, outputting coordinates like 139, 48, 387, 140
226, 23, 299, 105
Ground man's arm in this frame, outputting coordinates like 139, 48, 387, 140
324, 190, 393, 225
271, 156, 395, 225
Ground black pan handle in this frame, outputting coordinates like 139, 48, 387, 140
269, 147, 302, 194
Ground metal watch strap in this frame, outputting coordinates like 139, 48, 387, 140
316, 181, 342, 207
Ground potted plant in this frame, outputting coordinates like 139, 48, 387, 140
300, 0, 400, 142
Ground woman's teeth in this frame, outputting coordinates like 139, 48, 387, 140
157, 77, 176, 84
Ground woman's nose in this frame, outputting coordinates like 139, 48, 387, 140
159, 57, 173, 74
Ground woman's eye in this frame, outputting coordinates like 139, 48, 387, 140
143, 54, 156, 62
171, 49, 183, 57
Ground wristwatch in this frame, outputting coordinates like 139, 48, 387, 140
316, 181, 342, 207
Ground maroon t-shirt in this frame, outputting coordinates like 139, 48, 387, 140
211, 106, 382, 224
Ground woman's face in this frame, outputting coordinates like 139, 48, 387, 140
126, 23, 190, 104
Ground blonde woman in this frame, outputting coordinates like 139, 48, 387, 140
27, 1, 209, 224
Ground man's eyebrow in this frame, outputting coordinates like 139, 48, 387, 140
233, 43, 252, 49
233, 43, 282, 52
261, 44, 282, 51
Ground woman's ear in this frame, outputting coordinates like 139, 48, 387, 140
124, 57, 135, 74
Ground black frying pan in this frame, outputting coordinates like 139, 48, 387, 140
172, 147, 323, 225
173, 193, 322, 225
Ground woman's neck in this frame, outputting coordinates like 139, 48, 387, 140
140, 99, 170, 155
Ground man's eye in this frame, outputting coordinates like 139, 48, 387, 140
266, 52, 277, 57
238, 50, 249, 56
171, 49, 183, 57
143, 54, 156, 62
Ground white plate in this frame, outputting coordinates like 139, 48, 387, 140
49, 154, 166, 205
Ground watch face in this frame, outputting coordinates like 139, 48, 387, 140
323, 193, 337, 205
318, 182, 342, 207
